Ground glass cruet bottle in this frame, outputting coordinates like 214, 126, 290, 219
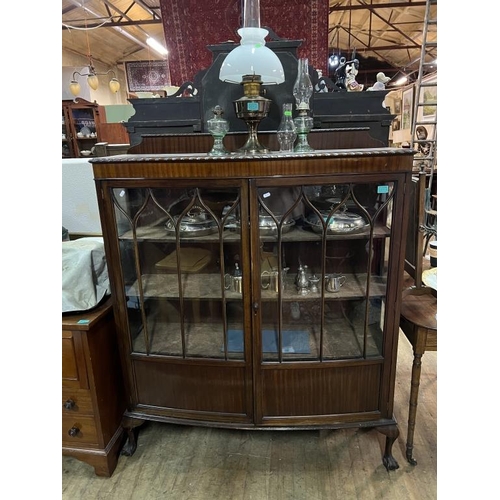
277, 103, 297, 152
207, 105, 230, 155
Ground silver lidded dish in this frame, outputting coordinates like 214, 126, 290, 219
305, 210, 368, 234
165, 206, 218, 237
258, 214, 295, 235
225, 214, 295, 235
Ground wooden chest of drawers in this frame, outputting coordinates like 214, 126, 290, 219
62, 298, 126, 476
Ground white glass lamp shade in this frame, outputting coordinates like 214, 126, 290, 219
87, 74, 99, 90
219, 27, 284, 85
69, 80, 81, 96
109, 78, 120, 93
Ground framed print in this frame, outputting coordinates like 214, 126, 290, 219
402, 88, 413, 130
417, 75, 437, 123
392, 117, 401, 131
394, 99, 402, 114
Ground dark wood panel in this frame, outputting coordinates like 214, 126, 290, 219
127, 129, 384, 155
62, 336, 79, 381
62, 333, 88, 389
260, 364, 381, 417
99, 122, 130, 145
133, 360, 249, 415
92, 148, 414, 180
84, 313, 126, 445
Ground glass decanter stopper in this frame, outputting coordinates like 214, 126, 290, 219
277, 103, 297, 152
207, 105, 230, 155
292, 58, 313, 111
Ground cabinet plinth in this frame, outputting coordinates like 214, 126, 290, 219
92, 148, 414, 470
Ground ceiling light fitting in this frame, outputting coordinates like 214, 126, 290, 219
69, 54, 120, 96
394, 75, 408, 86
146, 37, 169, 56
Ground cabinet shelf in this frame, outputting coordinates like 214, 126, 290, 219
130, 317, 383, 360
118, 223, 390, 242
128, 273, 387, 300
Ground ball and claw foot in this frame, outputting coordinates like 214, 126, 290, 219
120, 428, 138, 456
377, 424, 400, 471
383, 454, 400, 471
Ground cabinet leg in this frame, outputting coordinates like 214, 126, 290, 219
406, 350, 423, 466
376, 424, 400, 471
120, 417, 145, 457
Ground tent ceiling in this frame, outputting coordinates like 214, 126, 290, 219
62, 0, 437, 82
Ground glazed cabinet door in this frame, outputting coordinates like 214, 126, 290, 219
102, 180, 254, 424
250, 173, 406, 425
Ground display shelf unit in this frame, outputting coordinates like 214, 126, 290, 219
92, 147, 414, 470
62, 98, 102, 158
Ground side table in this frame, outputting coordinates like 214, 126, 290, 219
399, 283, 437, 465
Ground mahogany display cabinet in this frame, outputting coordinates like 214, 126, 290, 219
91, 147, 414, 470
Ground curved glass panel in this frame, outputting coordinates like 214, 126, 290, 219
257, 180, 396, 362
112, 186, 244, 360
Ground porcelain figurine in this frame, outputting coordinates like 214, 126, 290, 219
367, 72, 391, 91
314, 70, 329, 93
345, 59, 363, 91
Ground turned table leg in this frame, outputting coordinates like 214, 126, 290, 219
406, 346, 424, 465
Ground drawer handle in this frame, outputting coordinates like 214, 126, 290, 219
68, 425, 80, 437
64, 399, 75, 410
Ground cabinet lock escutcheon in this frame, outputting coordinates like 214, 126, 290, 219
253, 302, 259, 313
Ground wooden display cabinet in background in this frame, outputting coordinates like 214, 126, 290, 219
62, 98, 102, 158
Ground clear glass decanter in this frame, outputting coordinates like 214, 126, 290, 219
277, 103, 297, 152
207, 105, 230, 155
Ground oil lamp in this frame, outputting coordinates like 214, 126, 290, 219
219, 0, 284, 154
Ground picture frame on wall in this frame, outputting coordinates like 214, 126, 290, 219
402, 88, 413, 130
394, 99, 402, 115
392, 117, 401, 131
417, 75, 437, 123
